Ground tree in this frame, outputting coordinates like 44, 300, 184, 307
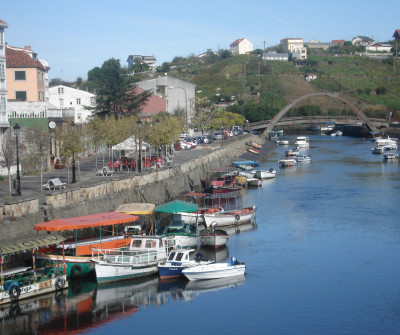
376, 86, 387, 95
191, 97, 217, 137
0, 130, 16, 196
131, 57, 149, 73
87, 58, 151, 118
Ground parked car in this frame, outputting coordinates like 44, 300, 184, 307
214, 131, 224, 140
195, 136, 203, 144
203, 135, 211, 144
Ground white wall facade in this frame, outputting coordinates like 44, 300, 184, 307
230, 38, 253, 55
136, 76, 195, 127
0, 20, 9, 128
49, 85, 96, 123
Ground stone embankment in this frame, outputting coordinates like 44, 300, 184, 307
0, 134, 272, 240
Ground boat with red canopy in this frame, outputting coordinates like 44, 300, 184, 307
34, 212, 138, 279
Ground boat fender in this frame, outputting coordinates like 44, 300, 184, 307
9, 285, 21, 301
195, 252, 203, 263
231, 257, 237, 265
70, 265, 82, 278
9, 303, 21, 318
55, 277, 66, 290
235, 214, 240, 222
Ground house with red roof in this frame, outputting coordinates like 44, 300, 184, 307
6, 45, 49, 102
230, 38, 253, 55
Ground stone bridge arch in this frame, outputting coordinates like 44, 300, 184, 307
265, 92, 376, 135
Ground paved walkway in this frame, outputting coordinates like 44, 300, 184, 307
0, 133, 271, 205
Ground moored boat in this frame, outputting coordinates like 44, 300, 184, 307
247, 147, 261, 154
382, 151, 398, 160
199, 224, 230, 248
203, 205, 257, 228
182, 257, 246, 280
254, 168, 276, 179
247, 178, 263, 187
91, 235, 175, 284
294, 136, 310, 148
34, 212, 139, 279
0, 235, 68, 305
295, 154, 312, 163
158, 249, 212, 279
232, 160, 260, 170
278, 158, 297, 167
286, 149, 300, 157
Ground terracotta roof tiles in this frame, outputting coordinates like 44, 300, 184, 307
6, 46, 46, 71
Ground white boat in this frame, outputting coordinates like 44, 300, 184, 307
382, 151, 398, 160
278, 158, 297, 167
331, 130, 343, 136
375, 136, 398, 147
295, 154, 312, 163
254, 168, 276, 179
203, 206, 257, 228
174, 207, 225, 225
371, 144, 397, 154
276, 140, 289, 145
247, 178, 263, 187
182, 257, 246, 280
239, 169, 256, 179
199, 224, 230, 248
92, 235, 175, 284
294, 136, 310, 148
158, 249, 213, 279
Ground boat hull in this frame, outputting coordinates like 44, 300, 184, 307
199, 230, 229, 248
94, 261, 158, 284
278, 159, 297, 167
182, 263, 246, 280
254, 170, 276, 179
203, 207, 256, 228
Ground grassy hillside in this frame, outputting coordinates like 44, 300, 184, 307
165, 53, 400, 122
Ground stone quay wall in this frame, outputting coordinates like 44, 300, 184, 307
0, 134, 266, 240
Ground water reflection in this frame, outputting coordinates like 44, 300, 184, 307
1, 270, 246, 334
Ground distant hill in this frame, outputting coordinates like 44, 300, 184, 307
163, 53, 400, 122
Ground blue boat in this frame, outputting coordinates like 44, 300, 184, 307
232, 160, 259, 170
158, 249, 212, 279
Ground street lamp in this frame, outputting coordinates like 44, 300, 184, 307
13, 123, 21, 196
155, 118, 160, 157
137, 119, 142, 173
169, 86, 188, 134
71, 122, 76, 183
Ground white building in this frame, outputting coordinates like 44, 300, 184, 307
136, 76, 195, 129
49, 85, 96, 123
263, 52, 289, 61
281, 38, 307, 59
366, 43, 392, 53
0, 19, 8, 129
127, 55, 157, 71
230, 38, 253, 55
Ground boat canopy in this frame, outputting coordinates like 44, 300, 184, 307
0, 235, 66, 255
115, 203, 155, 215
155, 200, 198, 213
232, 160, 260, 167
34, 212, 138, 232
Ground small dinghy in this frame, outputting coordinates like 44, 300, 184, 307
182, 257, 246, 280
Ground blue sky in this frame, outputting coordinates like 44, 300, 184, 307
2, 0, 398, 81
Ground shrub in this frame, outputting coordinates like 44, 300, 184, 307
376, 87, 387, 95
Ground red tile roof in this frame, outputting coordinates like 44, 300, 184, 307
0, 19, 8, 27
135, 87, 166, 115
231, 38, 244, 46
6, 46, 46, 70
394, 29, 400, 39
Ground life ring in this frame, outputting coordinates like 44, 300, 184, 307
235, 214, 240, 222
55, 277, 66, 290
9, 285, 21, 301
70, 265, 82, 278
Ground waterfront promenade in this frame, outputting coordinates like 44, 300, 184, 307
0, 133, 273, 206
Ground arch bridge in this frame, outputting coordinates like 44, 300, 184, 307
248, 92, 386, 135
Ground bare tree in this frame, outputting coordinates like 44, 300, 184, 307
0, 129, 16, 196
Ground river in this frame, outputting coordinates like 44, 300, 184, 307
2, 134, 400, 335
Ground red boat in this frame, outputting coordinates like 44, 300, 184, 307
247, 147, 260, 154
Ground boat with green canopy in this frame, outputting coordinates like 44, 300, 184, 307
155, 200, 199, 249
34, 212, 138, 279
0, 235, 68, 305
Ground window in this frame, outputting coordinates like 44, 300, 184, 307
90, 97, 96, 106
58, 87, 64, 94
77, 113, 81, 120
14, 71, 26, 81
76, 98, 81, 105
0, 32, 3, 47
15, 91, 27, 100
0, 64, 4, 80
0, 96, 6, 112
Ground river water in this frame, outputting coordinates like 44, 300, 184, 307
2, 135, 400, 335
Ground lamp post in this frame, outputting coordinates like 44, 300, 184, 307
155, 118, 160, 157
137, 119, 142, 173
169, 86, 188, 134
13, 123, 21, 196
71, 122, 76, 183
